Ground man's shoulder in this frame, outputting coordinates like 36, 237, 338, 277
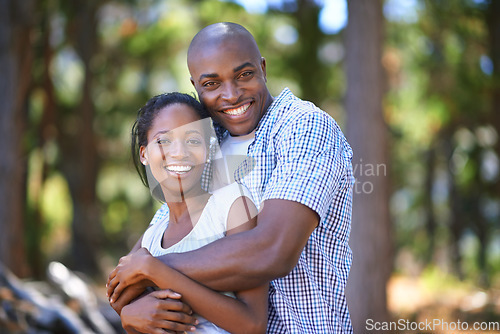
271, 89, 337, 129
273, 100, 340, 140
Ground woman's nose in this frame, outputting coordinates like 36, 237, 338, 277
168, 140, 188, 158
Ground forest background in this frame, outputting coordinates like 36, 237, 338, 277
1, 0, 499, 332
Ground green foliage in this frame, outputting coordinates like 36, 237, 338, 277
387, 0, 499, 287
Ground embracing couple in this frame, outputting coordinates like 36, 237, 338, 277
106, 22, 354, 334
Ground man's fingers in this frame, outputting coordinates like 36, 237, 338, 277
106, 270, 117, 296
109, 281, 125, 303
107, 276, 118, 298
107, 268, 116, 284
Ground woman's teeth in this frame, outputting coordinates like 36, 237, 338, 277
223, 103, 250, 116
166, 165, 192, 174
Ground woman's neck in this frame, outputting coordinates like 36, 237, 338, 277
165, 191, 210, 225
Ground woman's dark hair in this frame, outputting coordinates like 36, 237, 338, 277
131, 92, 210, 188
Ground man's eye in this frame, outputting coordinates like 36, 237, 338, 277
203, 81, 217, 88
239, 71, 253, 78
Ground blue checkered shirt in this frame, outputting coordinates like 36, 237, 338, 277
231, 88, 354, 333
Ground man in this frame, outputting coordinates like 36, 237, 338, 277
109, 22, 354, 333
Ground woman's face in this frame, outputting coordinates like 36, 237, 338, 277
140, 103, 208, 200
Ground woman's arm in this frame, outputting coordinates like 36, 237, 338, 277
109, 248, 267, 333
146, 255, 268, 334
108, 234, 198, 333
121, 289, 198, 334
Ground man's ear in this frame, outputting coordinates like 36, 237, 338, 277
139, 146, 148, 165
190, 77, 196, 88
261, 57, 267, 82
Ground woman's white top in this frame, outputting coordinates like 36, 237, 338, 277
141, 182, 254, 333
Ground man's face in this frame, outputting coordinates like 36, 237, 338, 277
188, 37, 272, 136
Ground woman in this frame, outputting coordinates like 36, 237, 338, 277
106, 93, 268, 334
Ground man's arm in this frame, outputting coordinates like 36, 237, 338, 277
160, 111, 346, 292
159, 198, 318, 291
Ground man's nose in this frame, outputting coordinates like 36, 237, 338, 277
221, 82, 240, 104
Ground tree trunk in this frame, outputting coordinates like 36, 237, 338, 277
344, 0, 392, 331
443, 131, 465, 280
58, 0, 103, 276
0, 0, 35, 277
293, 0, 324, 104
424, 145, 437, 264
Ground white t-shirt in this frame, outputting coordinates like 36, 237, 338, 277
141, 182, 254, 333
211, 131, 255, 190
142, 182, 253, 255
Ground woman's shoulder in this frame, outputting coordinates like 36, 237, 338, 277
211, 182, 253, 204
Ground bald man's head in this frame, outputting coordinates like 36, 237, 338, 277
187, 22, 273, 136
187, 22, 261, 63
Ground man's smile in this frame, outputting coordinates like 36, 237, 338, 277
220, 102, 252, 116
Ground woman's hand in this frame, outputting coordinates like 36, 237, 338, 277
110, 284, 150, 315
121, 289, 198, 334
107, 247, 156, 304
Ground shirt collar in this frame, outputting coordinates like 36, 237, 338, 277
254, 87, 294, 135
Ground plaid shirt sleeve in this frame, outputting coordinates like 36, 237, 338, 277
263, 107, 351, 222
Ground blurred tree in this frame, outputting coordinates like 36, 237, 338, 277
291, 0, 325, 104
419, 0, 494, 285
0, 0, 35, 277
385, 0, 498, 287
26, 0, 106, 276
59, 0, 104, 276
345, 0, 391, 330
26, 0, 60, 279
484, 0, 500, 286
487, 0, 500, 201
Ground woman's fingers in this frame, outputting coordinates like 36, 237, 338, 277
150, 289, 181, 299
156, 292, 193, 316
151, 289, 194, 317
156, 318, 197, 332
120, 291, 198, 333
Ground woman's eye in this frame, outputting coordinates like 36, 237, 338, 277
187, 138, 202, 145
157, 138, 171, 145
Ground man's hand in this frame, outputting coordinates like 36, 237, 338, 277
107, 248, 155, 304
121, 290, 198, 334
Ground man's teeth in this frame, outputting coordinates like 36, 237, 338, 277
166, 165, 192, 173
223, 103, 250, 116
